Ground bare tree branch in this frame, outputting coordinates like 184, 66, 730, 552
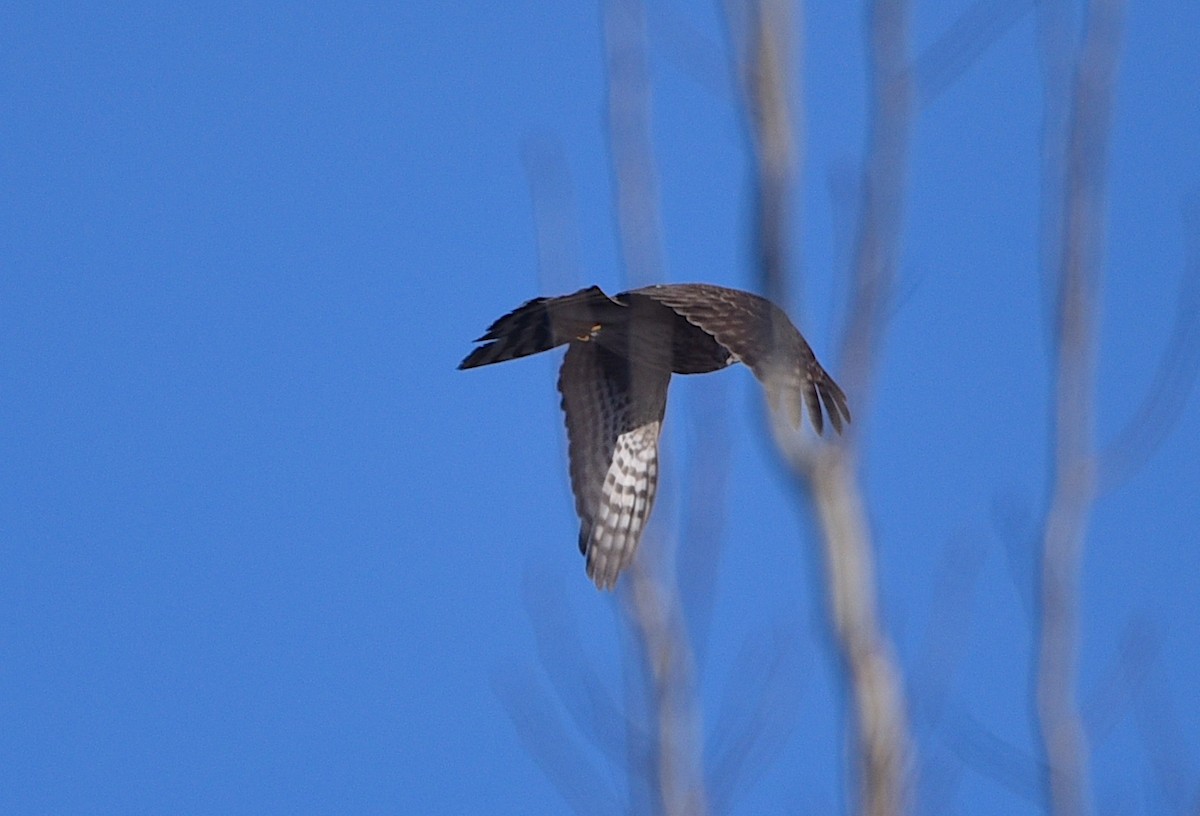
726, 1, 913, 813
1036, 0, 1078, 335
810, 449, 911, 816
1036, 2, 1125, 815
739, 0, 800, 311
510, 3, 1192, 814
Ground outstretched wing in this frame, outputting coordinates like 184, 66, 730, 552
557, 342, 669, 589
625, 284, 850, 434
458, 286, 623, 370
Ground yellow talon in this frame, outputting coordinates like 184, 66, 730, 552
577, 323, 602, 342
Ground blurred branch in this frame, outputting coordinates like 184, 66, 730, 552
648, 3, 731, 98
726, 1, 913, 814
606, 0, 666, 290
523, 570, 652, 766
911, 532, 987, 730
1035, 0, 1077, 335
728, 0, 799, 310
493, 660, 624, 816
942, 705, 1045, 803
991, 491, 1039, 621
908, 532, 986, 816
1081, 618, 1159, 745
707, 626, 806, 815
677, 386, 734, 669
808, 449, 911, 816
1133, 655, 1198, 815
1096, 199, 1200, 494
603, 1, 709, 812
624, 561, 709, 816
913, 0, 1037, 108
523, 137, 585, 293
515, 136, 628, 816
838, 0, 914, 409
1036, 2, 1124, 815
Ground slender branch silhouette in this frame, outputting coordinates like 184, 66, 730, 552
1035, 1, 1124, 814
724, 2, 913, 814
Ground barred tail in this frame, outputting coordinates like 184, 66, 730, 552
458, 286, 619, 370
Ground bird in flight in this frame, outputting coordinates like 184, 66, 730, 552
459, 283, 850, 590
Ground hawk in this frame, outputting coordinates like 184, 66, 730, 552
459, 283, 850, 590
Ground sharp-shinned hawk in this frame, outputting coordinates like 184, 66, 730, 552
459, 283, 850, 590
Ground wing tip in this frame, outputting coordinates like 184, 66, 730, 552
797, 367, 851, 437
457, 344, 496, 370
585, 546, 622, 591
817, 375, 850, 436
581, 518, 644, 591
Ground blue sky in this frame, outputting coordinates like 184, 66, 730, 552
2, 2, 1197, 813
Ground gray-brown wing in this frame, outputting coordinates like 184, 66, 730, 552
625, 284, 850, 434
557, 341, 670, 589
